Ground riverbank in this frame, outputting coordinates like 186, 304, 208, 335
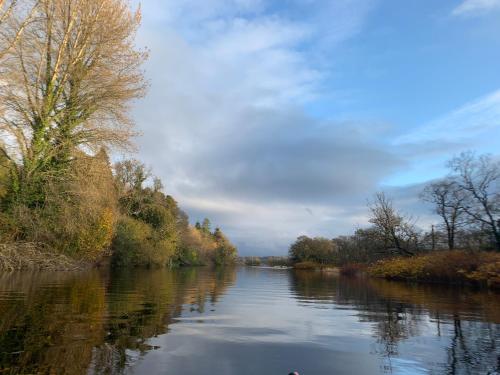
368, 250, 500, 289
292, 261, 340, 274
0, 243, 87, 271
0, 240, 238, 272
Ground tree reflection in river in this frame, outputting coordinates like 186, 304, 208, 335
0, 271, 106, 374
90, 267, 236, 374
289, 270, 500, 374
0, 268, 498, 374
0, 268, 236, 375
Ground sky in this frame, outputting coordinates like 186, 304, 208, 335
129, 0, 500, 256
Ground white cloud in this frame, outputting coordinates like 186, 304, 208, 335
180, 196, 368, 256
131, 0, 378, 254
452, 0, 500, 16
381, 90, 500, 187
395, 89, 500, 147
131, 1, 500, 255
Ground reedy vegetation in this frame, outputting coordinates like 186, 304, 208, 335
0, 0, 237, 268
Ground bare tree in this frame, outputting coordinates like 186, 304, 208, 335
421, 179, 466, 250
0, 0, 20, 58
0, 1, 38, 59
369, 192, 417, 256
0, 0, 147, 204
448, 152, 500, 251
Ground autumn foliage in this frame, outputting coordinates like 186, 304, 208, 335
0, 1, 237, 269
369, 251, 500, 288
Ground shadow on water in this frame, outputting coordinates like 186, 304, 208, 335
0, 268, 236, 374
289, 270, 500, 374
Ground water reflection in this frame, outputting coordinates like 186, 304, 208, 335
290, 271, 500, 374
0, 268, 498, 374
0, 268, 236, 374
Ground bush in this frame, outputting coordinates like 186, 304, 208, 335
112, 217, 175, 267
4, 152, 117, 261
0, 211, 19, 242
176, 247, 203, 266
112, 217, 152, 266
369, 250, 500, 288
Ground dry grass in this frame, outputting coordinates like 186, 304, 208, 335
369, 250, 500, 289
0, 242, 85, 271
292, 261, 339, 272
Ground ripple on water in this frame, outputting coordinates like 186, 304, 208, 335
0, 267, 498, 375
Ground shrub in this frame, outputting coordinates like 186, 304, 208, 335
369, 250, 500, 288
112, 217, 176, 267
0, 211, 19, 242
112, 217, 153, 266
466, 252, 500, 289
176, 247, 203, 266
4, 152, 118, 261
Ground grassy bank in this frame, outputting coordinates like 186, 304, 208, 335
369, 251, 500, 289
293, 261, 339, 273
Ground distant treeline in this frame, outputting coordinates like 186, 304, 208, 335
288, 152, 500, 285
241, 256, 290, 267
290, 151, 499, 264
0, 0, 237, 268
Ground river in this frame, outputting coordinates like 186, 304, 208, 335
0, 267, 498, 374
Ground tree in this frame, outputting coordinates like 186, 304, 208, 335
213, 227, 223, 241
368, 192, 417, 256
112, 160, 181, 267
201, 218, 211, 234
153, 177, 163, 193
289, 235, 337, 264
114, 160, 151, 194
213, 228, 237, 265
448, 152, 500, 251
421, 179, 466, 250
0, 0, 147, 206
0, 1, 38, 60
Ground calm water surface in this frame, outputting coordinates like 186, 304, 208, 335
0, 267, 499, 374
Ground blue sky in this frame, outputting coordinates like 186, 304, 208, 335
131, 0, 500, 255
